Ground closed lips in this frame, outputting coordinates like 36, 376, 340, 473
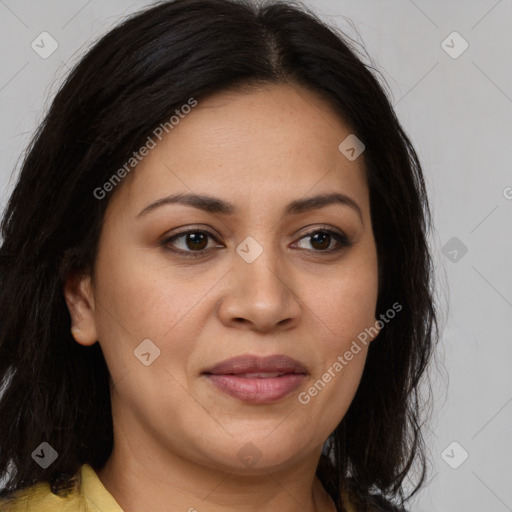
228, 372, 289, 378
203, 354, 308, 376
202, 355, 309, 404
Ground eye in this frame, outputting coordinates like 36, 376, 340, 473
162, 229, 223, 256
293, 227, 352, 253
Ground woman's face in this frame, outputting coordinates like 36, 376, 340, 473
66, 83, 379, 474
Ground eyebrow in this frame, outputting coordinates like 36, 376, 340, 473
136, 192, 363, 223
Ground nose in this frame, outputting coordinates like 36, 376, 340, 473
217, 248, 302, 334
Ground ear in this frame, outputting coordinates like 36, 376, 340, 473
63, 271, 98, 346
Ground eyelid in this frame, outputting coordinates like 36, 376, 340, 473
295, 223, 348, 239
160, 225, 224, 256
162, 225, 222, 242
292, 225, 352, 251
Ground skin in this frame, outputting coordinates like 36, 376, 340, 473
64, 82, 380, 512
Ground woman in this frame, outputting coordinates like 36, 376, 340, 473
0, 0, 438, 510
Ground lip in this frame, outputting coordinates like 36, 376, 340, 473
202, 354, 308, 404
203, 354, 308, 375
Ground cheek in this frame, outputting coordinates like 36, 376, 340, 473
304, 270, 376, 389
294, 247, 378, 425
305, 249, 379, 344
91, 240, 218, 383
296, 281, 373, 440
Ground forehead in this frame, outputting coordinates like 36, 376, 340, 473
108, 83, 369, 219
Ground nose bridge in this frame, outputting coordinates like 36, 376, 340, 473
218, 232, 301, 332
236, 235, 288, 303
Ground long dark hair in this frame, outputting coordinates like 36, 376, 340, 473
0, 1, 438, 510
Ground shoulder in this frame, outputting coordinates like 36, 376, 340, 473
0, 464, 123, 512
343, 481, 409, 512
366, 496, 408, 512
350, 495, 409, 512
0, 481, 81, 512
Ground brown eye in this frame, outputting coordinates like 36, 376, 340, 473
163, 230, 222, 255
294, 228, 351, 253
309, 231, 331, 250
183, 232, 208, 250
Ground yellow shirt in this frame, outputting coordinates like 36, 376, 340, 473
0, 464, 122, 512
0, 463, 354, 511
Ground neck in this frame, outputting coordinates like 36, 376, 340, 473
96, 434, 336, 512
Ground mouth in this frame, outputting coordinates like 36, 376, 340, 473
202, 354, 308, 404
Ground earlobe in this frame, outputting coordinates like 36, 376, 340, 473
63, 272, 98, 346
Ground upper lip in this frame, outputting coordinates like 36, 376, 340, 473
203, 354, 308, 375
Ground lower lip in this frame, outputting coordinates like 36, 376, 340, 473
204, 374, 306, 404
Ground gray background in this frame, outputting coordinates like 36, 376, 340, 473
1, 0, 511, 510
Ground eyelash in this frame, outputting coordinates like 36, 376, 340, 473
160, 225, 352, 258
